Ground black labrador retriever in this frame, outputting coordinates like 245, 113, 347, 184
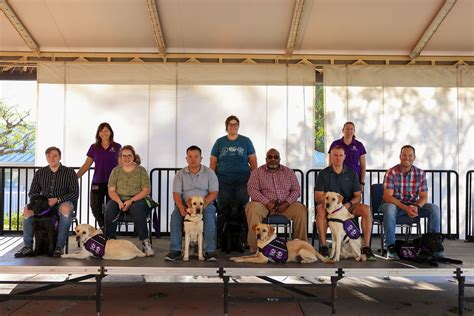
28, 195, 59, 256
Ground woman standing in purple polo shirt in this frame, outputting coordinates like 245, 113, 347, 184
329, 121, 367, 191
77, 122, 121, 228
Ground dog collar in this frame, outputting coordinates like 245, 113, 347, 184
330, 205, 344, 214
36, 207, 52, 217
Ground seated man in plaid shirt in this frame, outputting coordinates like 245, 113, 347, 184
382, 145, 441, 259
246, 148, 307, 252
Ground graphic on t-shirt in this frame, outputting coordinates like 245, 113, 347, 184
221, 146, 244, 156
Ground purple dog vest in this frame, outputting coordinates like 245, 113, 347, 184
260, 238, 288, 263
398, 246, 417, 260
343, 219, 361, 239
35, 208, 59, 231
84, 234, 108, 258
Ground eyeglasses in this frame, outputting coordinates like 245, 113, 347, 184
121, 154, 133, 158
266, 155, 280, 160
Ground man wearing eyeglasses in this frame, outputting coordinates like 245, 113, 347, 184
246, 148, 307, 252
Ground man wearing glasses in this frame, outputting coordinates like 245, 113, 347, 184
246, 148, 307, 252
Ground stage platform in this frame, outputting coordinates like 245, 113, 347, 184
1, 236, 473, 315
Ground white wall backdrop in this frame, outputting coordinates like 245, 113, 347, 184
324, 65, 474, 237
36, 62, 315, 172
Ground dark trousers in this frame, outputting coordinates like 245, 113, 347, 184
90, 182, 109, 228
104, 199, 149, 241
216, 178, 249, 237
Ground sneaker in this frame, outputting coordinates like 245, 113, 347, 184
361, 246, 376, 261
433, 250, 446, 258
142, 240, 154, 257
165, 250, 182, 261
204, 252, 218, 262
14, 246, 34, 258
52, 247, 64, 258
386, 245, 399, 260
319, 245, 330, 258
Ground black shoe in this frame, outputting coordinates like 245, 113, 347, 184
14, 246, 34, 258
204, 252, 218, 262
319, 245, 330, 258
361, 246, 376, 261
52, 247, 64, 258
165, 250, 182, 261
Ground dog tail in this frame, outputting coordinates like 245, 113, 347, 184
314, 249, 335, 264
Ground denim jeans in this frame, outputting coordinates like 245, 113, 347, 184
216, 178, 249, 236
23, 201, 75, 249
381, 202, 441, 247
104, 199, 149, 241
169, 202, 216, 253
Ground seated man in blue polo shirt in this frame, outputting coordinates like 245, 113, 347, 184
314, 145, 375, 260
165, 145, 219, 261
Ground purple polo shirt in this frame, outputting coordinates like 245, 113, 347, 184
329, 137, 366, 179
86, 143, 121, 184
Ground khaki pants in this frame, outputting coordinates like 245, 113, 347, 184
245, 201, 308, 252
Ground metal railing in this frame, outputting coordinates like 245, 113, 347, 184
466, 170, 474, 241
0, 166, 461, 239
305, 169, 460, 238
0, 166, 97, 234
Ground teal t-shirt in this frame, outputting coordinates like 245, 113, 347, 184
210, 134, 255, 183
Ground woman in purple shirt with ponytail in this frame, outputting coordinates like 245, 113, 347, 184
77, 122, 121, 228
329, 121, 367, 192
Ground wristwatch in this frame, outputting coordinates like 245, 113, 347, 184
57, 197, 62, 203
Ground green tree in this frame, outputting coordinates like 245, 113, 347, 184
0, 100, 35, 156
314, 82, 324, 153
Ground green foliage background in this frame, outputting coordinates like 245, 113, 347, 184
314, 82, 324, 153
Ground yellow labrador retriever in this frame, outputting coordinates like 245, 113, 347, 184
61, 224, 145, 260
325, 192, 366, 262
230, 223, 333, 264
183, 196, 204, 261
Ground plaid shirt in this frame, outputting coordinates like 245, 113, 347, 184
247, 164, 300, 205
383, 164, 427, 204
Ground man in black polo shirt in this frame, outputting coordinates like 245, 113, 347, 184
314, 145, 375, 260
15, 146, 79, 258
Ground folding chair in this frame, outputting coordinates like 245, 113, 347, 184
370, 183, 421, 253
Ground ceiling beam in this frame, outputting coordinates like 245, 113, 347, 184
286, 0, 305, 56
410, 0, 456, 59
146, 0, 166, 55
0, 0, 39, 52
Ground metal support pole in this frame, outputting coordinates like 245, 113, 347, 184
331, 268, 345, 316
96, 266, 105, 315
217, 267, 229, 316
455, 268, 465, 316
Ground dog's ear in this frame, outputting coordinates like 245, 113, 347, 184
186, 198, 192, 208
251, 224, 258, 232
337, 193, 343, 204
269, 225, 275, 236
87, 225, 95, 236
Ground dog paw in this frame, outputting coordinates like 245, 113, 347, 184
198, 256, 204, 261
182, 256, 189, 261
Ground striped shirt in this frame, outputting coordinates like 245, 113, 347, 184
383, 164, 427, 204
247, 164, 300, 205
28, 164, 79, 203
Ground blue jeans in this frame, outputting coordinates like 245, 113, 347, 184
104, 199, 149, 241
23, 201, 75, 249
381, 202, 441, 247
169, 202, 216, 253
